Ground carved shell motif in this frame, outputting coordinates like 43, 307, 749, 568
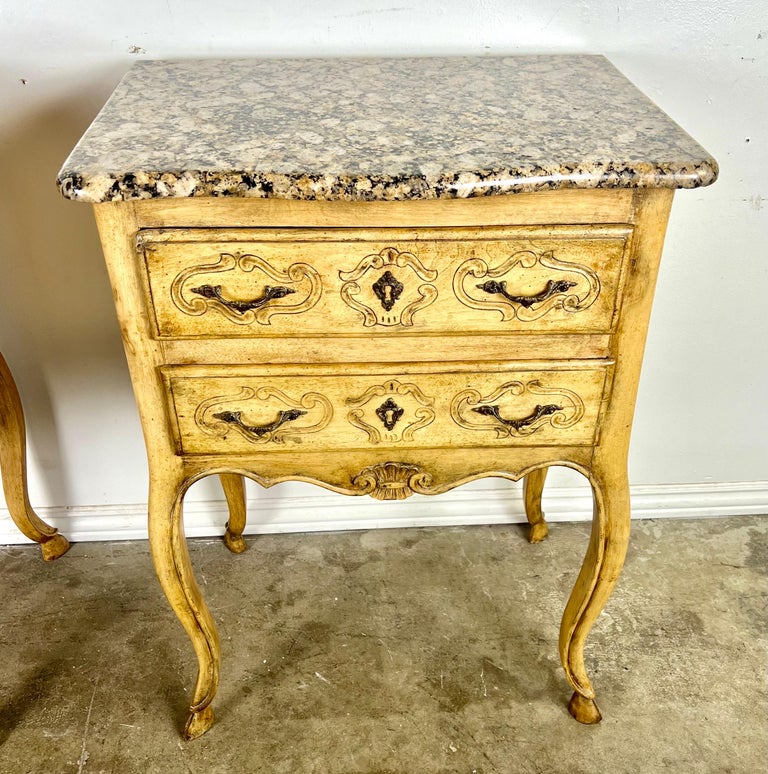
351, 462, 434, 501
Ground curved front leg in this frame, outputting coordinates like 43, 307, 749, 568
220, 473, 247, 554
559, 463, 630, 724
0, 353, 69, 561
148, 468, 221, 740
523, 467, 549, 543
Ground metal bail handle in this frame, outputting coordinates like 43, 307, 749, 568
472, 403, 563, 431
476, 278, 576, 308
213, 408, 307, 438
191, 284, 296, 313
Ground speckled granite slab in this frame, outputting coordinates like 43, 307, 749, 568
57, 56, 717, 203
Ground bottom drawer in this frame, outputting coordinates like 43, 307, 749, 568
162, 362, 612, 455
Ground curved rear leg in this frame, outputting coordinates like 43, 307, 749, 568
559, 464, 630, 724
523, 467, 549, 543
149, 467, 221, 739
0, 353, 69, 560
220, 473, 247, 554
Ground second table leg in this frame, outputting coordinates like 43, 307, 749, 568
0, 353, 69, 561
523, 467, 549, 544
220, 473, 247, 554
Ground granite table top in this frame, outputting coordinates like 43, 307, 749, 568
57, 55, 718, 204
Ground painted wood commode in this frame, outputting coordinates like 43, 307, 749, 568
58, 56, 717, 739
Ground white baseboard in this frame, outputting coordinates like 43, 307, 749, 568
1, 480, 766, 545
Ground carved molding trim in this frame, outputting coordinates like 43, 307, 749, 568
339, 247, 438, 327
346, 379, 436, 444
453, 249, 600, 321
194, 385, 333, 444
450, 379, 585, 438
351, 462, 434, 501
170, 252, 321, 325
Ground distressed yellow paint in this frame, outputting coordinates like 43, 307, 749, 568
93, 186, 674, 737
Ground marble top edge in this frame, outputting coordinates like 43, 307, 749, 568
57, 55, 718, 203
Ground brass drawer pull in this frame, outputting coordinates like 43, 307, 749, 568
476, 279, 576, 308
213, 408, 306, 438
472, 403, 563, 431
191, 283, 295, 313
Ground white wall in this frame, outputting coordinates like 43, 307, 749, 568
1, 1, 766, 541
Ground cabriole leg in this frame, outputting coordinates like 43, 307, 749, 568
523, 467, 549, 543
220, 473, 247, 554
559, 463, 630, 724
149, 468, 221, 739
0, 353, 69, 560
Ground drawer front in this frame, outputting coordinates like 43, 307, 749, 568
163, 363, 611, 455
140, 226, 632, 338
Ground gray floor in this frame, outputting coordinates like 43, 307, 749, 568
0, 515, 766, 774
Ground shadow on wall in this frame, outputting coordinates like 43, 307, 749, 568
0, 67, 131, 506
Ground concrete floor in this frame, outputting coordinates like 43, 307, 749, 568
0, 515, 766, 774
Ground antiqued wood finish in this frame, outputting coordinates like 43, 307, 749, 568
523, 467, 549, 543
162, 362, 610, 455
63, 55, 716, 740
0, 353, 70, 560
92, 187, 674, 736
138, 225, 632, 338
219, 473, 247, 554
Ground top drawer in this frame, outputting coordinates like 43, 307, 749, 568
138, 225, 633, 339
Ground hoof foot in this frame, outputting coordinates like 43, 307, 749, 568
223, 528, 247, 554
528, 521, 549, 543
40, 533, 71, 561
568, 692, 602, 724
184, 705, 214, 740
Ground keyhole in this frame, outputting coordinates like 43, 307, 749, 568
376, 398, 404, 431
372, 270, 403, 312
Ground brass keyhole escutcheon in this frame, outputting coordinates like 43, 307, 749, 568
372, 270, 404, 312
375, 398, 404, 431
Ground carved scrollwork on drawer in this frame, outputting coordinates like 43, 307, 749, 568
450, 379, 585, 438
346, 379, 436, 444
453, 250, 600, 321
194, 385, 332, 444
171, 252, 321, 325
339, 247, 438, 327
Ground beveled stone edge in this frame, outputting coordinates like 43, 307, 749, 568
56, 158, 719, 204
